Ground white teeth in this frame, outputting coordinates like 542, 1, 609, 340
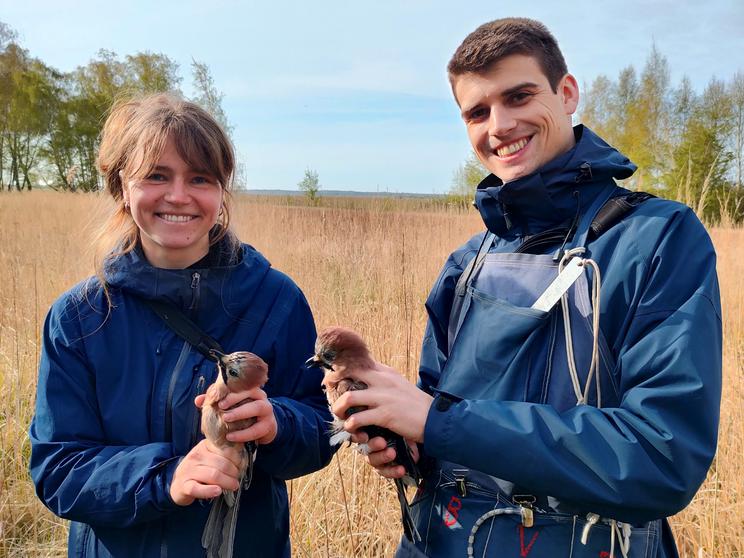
496, 137, 529, 157
160, 214, 194, 222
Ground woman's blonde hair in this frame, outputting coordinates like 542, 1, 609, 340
94, 93, 237, 293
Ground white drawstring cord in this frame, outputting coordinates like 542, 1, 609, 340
558, 248, 603, 408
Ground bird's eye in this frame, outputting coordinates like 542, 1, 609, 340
229, 369, 239, 377
322, 350, 335, 362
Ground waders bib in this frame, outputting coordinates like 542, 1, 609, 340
396, 187, 661, 558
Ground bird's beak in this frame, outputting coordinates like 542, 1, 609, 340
305, 355, 333, 370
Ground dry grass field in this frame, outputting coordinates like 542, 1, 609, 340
0, 190, 741, 557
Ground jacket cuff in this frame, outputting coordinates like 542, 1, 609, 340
423, 394, 457, 458
157, 456, 184, 510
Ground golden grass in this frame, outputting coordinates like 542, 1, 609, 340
0, 191, 741, 557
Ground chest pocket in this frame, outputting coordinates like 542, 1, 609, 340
439, 247, 617, 411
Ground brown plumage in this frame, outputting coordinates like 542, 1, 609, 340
307, 326, 421, 542
201, 351, 268, 558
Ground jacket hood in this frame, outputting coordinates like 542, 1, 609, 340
104, 238, 272, 313
474, 125, 637, 236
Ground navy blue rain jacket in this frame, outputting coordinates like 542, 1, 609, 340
30, 241, 334, 557
420, 126, 722, 557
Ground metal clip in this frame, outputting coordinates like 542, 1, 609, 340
580, 512, 601, 545
512, 495, 536, 528
453, 469, 468, 498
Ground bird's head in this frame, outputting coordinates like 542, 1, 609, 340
217, 351, 269, 390
305, 326, 370, 371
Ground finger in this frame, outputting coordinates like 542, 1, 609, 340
181, 479, 223, 501
365, 436, 389, 452
332, 390, 375, 419
219, 388, 266, 410
350, 431, 369, 444
200, 441, 243, 473
367, 446, 397, 468
226, 418, 273, 444
194, 394, 206, 408
343, 408, 382, 433
192, 466, 241, 492
222, 399, 269, 423
374, 463, 406, 480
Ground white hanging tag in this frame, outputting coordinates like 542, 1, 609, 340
531, 258, 584, 312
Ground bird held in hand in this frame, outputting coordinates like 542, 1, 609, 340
306, 326, 421, 542
201, 351, 268, 558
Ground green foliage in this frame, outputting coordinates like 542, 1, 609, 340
298, 168, 321, 205
191, 59, 232, 136
0, 20, 185, 191
448, 152, 487, 208
579, 44, 744, 224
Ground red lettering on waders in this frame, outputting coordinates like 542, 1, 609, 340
599, 553, 611, 558
443, 495, 462, 527
518, 525, 539, 557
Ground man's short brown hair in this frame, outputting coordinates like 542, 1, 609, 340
448, 18, 568, 93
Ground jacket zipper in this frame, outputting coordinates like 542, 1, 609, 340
190, 375, 207, 447
189, 272, 201, 312
163, 272, 202, 441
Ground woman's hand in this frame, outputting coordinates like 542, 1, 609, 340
196, 387, 278, 445
169, 439, 243, 506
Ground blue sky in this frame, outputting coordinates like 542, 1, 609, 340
2, 0, 742, 193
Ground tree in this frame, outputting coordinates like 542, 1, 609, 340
191, 59, 232, 136
298, 168, 321, 204
448, 151, 488, 207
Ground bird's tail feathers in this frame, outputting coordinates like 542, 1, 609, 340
394, 477, 421, 543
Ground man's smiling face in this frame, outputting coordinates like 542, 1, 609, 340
453, 54, 579, 183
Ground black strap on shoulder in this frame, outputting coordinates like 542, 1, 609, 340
588, 191, 655, 240
144, 299, 224, 362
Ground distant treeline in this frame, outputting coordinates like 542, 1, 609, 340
0, 20, 230, 193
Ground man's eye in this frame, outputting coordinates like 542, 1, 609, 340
468, 108, 488, 122
509, 92, 532, 105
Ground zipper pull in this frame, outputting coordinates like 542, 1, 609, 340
580, 512, 601, 545
189, 272, 201, 310
513, 495, 535, 528
453, 469, 468, 498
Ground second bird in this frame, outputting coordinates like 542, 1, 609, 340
307, 326, 421, 542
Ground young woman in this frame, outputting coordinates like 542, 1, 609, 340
29, 94, 333, 557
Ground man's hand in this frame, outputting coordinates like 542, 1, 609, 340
351, 431, 420, 479
196, 387, 278, 445
331, 363, 434, 444
169, 439, 243, 506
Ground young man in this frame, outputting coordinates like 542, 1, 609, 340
332, 18, 721, 558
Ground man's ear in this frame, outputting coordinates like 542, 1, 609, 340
560, 73, 580, 116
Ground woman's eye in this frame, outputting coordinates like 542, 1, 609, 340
146, 173, 167, 182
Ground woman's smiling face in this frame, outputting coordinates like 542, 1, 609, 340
123, 136, 223, 269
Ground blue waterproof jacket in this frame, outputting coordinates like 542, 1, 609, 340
416, 126, 722, 557
30, 241, 334, 557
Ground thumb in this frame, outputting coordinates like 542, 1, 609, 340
194, 394, 206, 408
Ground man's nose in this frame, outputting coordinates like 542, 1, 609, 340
488, 107, 517, 137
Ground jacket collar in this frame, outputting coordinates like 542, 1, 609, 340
104, 236, 271, 311
474, 125, 637, 236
